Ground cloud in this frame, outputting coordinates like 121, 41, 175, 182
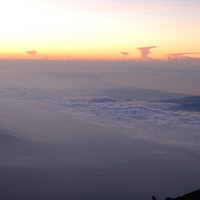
120, 52, 130, 61
0, 61, 200, 153
120, 52, 130, 56
58, 98, 200, 131
7, 56, 15, 60
137, 46, 157, 60
167, 52, 200, 58
26, 50, 37, 57
0, 79, 200, 152
55, 96, 200, 152
166, 53, 200, 64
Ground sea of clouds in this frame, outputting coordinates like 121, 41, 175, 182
0, 83, 200, 153
57, 96, 200, 150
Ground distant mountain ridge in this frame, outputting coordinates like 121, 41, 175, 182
87, 87, 189, 101
0, 131, 21, 143
160, 96, 200, 111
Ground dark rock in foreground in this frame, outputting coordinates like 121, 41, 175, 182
153, 189, 200, 200
165, 189, 200, 200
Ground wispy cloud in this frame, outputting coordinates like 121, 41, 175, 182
120, 52, 130, 56
92, 5, 167, 12
26, 50, 37, 57
85, 0, 200, 12
7, 56, 15, 60
120, 52, 130, 60
167, 52, 200, 57
166, 52, 200, 64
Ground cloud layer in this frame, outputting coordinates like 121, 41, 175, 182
56, 97, 200, 151
0, 60, 200, 153
1, 82, 199, 152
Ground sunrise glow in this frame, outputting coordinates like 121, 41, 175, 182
0, 0, 200, 60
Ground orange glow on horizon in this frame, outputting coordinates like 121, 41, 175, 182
0, 0, 199, 62
1, 50, 200, 62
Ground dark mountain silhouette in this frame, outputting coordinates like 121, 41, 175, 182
0, 130, 72, 167
160, 96, 200, 111
0, 130, 20, 143
1, 129, 200, 200
100, 87, 188, 101
82, 86, 189, 101
165, 189, 200, 200
152, 189, 200, 200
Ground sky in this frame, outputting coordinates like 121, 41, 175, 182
0, 0, 200, 60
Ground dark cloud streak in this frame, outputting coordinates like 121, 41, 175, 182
120, 52, 130, 56
120, 52, 130, 61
